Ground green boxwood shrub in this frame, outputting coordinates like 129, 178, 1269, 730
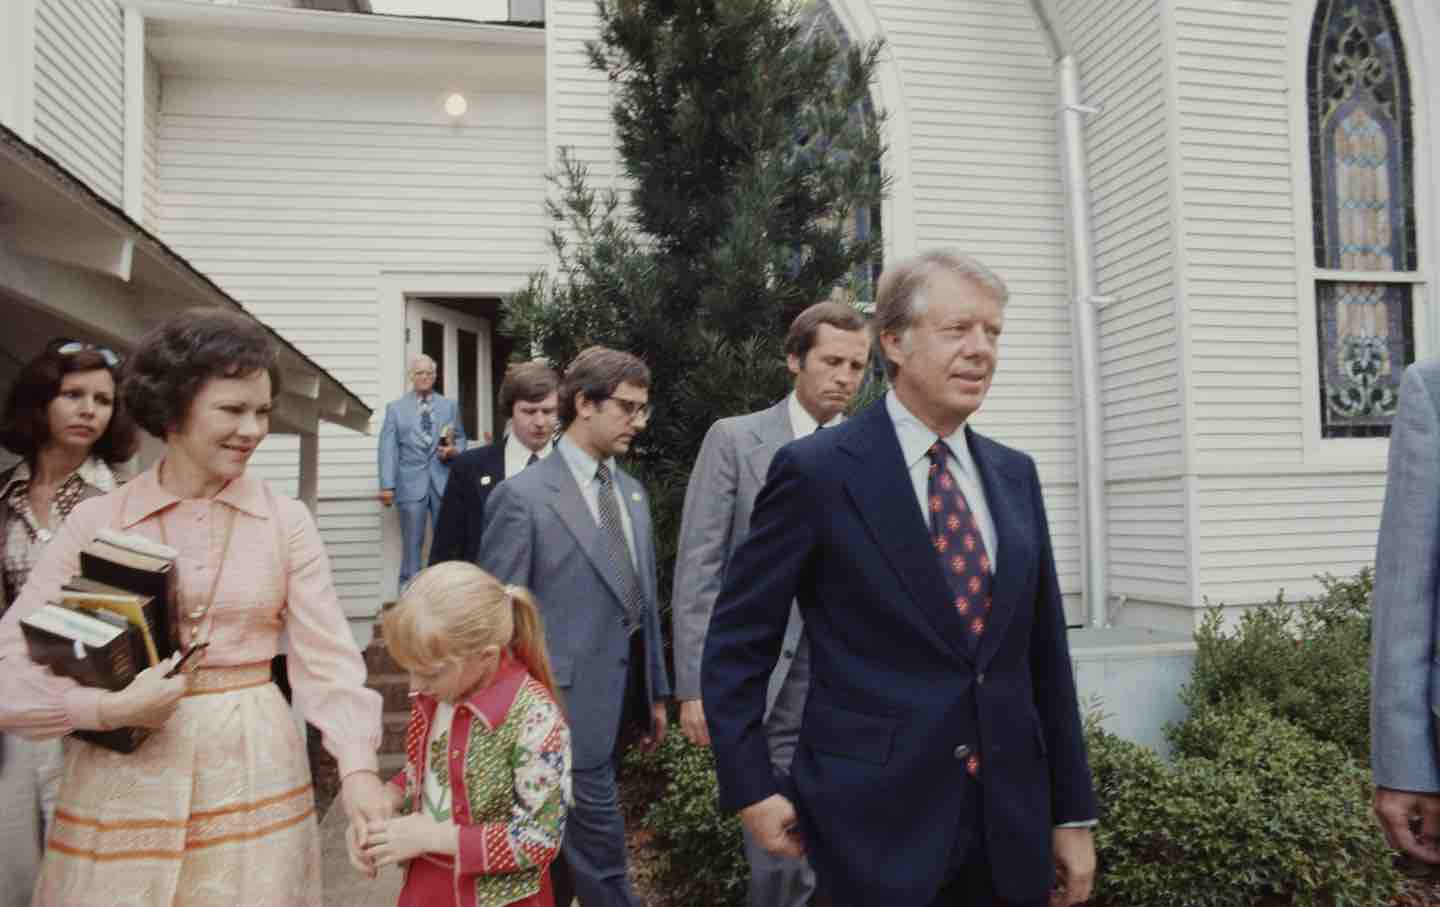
1089, 701, 1400, 906
623, 731, 748, 906
1182, 571, 1373, 760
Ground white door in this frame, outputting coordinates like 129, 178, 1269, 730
405, 300, 494, 448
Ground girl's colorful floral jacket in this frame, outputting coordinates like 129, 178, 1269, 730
389, 653, 572, 907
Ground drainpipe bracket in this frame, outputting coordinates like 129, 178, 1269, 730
1089, 295, 1117, 309
1060, 102, 1102, 117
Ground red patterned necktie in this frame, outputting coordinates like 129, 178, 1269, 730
927, 440, 991, 777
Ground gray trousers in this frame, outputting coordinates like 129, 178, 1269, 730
396, 487, 442, 590
560, 758, 640, 907
0, 735, 62, 907
743, 635, 817, 907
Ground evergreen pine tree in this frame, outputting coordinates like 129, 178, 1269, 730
503, 0, 887, 599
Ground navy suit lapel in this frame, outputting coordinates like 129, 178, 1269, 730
540, 456, 631, 612
839, 404, 975, 664
967, 429, 1035, 670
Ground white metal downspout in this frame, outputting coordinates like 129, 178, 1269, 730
1026, 1, 1110, 628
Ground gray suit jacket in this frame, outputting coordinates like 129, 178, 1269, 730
671, 400, 804, 709
1372, 356, 1440, 792
480, 448, 671, 770
378, 392, 465, 503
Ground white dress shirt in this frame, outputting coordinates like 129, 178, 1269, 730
504, 433, 553, 479
556, 435, 639, 570
884, 390, 997, 569
786, 391, 843, 438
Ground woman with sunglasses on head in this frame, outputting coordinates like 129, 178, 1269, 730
0, 339, 136, 907
0, 310, 387, 905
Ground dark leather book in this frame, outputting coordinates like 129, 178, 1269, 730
20, 603, 151, 754
77, 537, 178, 661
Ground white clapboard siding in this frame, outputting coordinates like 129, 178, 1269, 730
1173, 0, 1300, 459
142, 53, 159, 231
32, 0, 124, 206
867, 0, 1081, 615
1056, 0, 1187, 609
1173, 1, 1389, 608
547, 0, 617, 184
1196, 472, 1384, 605
157, 77, 548, 616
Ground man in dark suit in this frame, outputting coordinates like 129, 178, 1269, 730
429, 361, 559, 565
703, 251, 1097, 906
481, 346, 670, 907
672, 301, 869, 907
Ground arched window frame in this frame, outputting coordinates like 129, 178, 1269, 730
1293, 0, 1435, 455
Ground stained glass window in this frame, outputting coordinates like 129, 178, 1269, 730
1307, 0, 1418, 438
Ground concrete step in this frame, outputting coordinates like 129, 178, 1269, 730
362, 639, 404, 677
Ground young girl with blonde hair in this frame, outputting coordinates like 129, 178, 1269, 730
351, 561, 571, 907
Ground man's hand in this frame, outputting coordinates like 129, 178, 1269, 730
1050, 826, 1096, 906
1375, 787, 1440, 863
379, 490, 395, 507
640, 701, 669, 752
679, 699, 711, 747
740, 793, 804, 860
438, 446, 456, 463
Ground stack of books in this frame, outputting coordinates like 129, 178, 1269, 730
20, 529, 179, 753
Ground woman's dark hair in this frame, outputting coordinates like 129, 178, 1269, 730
122, 309, 282, 438
0, 342, 138, 464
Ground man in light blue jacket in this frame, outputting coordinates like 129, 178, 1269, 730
1372, 356, 1440, 864
379, 354, 465, 590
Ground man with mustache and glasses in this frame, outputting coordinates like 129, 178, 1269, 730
482, 346, 671, 907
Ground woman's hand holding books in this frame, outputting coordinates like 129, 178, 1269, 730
97, 652, 191, 729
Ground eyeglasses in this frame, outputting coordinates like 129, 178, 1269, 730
605, 395, 652, 421
53, 341, 121, 368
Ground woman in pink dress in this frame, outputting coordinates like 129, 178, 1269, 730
0, 309, 391, 905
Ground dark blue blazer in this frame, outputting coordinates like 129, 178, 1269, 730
429, 441, 507, 566
702, 400, 1095, 905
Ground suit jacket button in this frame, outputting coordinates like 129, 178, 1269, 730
782, 649, 795, 659
976, 672, 986, 686
954, 744, 970, 760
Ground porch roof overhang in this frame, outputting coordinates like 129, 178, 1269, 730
123, 0, 543, 89
0, 123, 372, 437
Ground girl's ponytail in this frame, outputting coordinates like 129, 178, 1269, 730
507, 586, 558, 699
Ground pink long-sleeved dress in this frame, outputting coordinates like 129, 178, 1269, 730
0, 463, 382, 905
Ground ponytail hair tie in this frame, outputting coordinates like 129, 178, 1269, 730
503, 584, 518, 606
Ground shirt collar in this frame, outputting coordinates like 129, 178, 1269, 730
119, 461, 270, 528
505, 432, 551, 467
786, 391, 842, 438
556, 434, 615, 488
459, 651, 530, 730
1, 457, 116, 500
884, 390, 976, 477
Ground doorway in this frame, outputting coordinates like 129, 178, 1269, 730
405, 299, 494, 447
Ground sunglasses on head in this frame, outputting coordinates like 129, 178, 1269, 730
53, 341, 121, 368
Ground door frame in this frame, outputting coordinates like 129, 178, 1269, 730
405, 298, 494, 444
376, 270, 525, 604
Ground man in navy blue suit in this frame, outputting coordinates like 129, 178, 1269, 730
703, 250, 1097, 906
429, 361, 559, 565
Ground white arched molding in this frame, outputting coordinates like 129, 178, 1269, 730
819, 0, 916, 261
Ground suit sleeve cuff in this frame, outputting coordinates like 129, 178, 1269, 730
65, 686, 107, 731
1056, 820, 1098, 829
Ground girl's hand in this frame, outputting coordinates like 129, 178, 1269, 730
346, 818, 376, 879
363, 814, 458, 867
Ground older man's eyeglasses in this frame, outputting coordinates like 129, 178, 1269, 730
53, 341, 121, 368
